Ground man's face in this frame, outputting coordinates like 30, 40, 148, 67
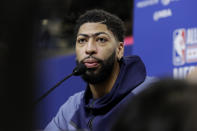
75, 22, 123, 84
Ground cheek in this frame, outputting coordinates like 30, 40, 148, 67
75, 48, 83, 61
76, 46, 88, 62
100, 47, 117, 59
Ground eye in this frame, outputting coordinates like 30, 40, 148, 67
77, 38, 87, 44
96, 37, 108, 43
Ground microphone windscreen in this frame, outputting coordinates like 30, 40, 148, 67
73, 63, 87, 76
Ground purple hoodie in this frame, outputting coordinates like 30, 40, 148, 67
45, 56, 156, 131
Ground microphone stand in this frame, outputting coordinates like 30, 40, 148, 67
34, 72, 74, 106
34, 63, 86, 106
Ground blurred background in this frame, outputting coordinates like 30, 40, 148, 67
35, 0, 133, 58
1, 0, 197, 130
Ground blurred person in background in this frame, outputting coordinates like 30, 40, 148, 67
187, 67, 197, 84
44, 9, 156, 131
111, 79, 197, 131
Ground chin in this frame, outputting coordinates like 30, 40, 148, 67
85, 70, 99, 77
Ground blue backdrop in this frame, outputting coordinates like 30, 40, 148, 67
133, 0, 197, 78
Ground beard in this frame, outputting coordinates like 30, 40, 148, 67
76, 51, 116, 84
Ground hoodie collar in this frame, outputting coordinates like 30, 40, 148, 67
83, 55, 147, 113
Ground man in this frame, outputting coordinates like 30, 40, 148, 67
45, 9, 155, 131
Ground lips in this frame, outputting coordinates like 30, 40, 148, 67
83, 58, 99, 68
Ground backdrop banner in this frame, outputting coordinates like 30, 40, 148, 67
133, 0, 197, 78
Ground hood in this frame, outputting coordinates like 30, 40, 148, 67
71, 55, 146, 130
83, 55, 146, 114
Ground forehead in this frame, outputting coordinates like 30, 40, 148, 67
77, 22, 114, 37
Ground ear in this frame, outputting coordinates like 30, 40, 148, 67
116, 42, 124, 60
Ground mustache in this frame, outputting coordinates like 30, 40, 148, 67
81, 56, 103, 63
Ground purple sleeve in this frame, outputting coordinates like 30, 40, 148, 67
44, 91, 84, 131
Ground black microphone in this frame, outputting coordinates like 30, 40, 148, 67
72, 63, 87, 76
34, 63, 86, 105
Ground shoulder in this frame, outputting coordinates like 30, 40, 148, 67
132, 76, 158, 94
59, 90, 85, 120
62, 90, 85, 109
44, 91, 85, 131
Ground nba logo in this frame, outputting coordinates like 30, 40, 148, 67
173, 29, 186, 66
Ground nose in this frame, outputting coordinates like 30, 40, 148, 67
85, 38, 97, 55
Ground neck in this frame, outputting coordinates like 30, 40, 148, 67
89, 61, 120, 99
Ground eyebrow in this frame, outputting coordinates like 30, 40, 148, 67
77, 32, 110, 37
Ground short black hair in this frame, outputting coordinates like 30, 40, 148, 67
75, 9, 125, 42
